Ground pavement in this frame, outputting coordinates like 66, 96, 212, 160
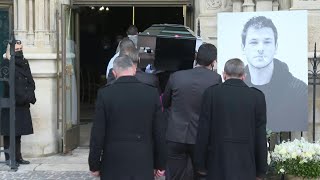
0, 148, 165, 180
0, 122, 166, 179
0, 148, 97, 180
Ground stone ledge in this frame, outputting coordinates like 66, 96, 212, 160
32, 73, 57, 78
2, 53, 75, 60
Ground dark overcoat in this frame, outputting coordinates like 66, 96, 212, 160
0, 56, 36, 136
88, 76, 166, 180
194, 79, 267, 180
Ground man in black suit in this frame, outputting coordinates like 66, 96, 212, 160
89, 56, 166, 180
162, 43, 222, 180
194, 58, 267, 180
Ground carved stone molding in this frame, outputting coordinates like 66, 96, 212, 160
205, 0, 233, 10
206, 0, 222, 9
199, 0, 233, 16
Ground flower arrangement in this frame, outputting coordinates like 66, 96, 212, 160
271, 138, 320, 178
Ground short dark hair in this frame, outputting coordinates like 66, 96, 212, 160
119, 38, 136, 56
127, 25, 138, 35
196, 43, 217, 66
224, 58, 245, 78
241, 16, 278, 46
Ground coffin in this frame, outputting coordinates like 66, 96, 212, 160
137, 24, 196, 71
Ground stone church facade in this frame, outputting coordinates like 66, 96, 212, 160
0, 0, 320, 156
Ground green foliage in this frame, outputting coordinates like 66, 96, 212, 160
274, 158, 320, 178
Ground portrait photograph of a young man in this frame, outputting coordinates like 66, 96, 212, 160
217, 11, 308, 132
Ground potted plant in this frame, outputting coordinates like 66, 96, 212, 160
271, 138, 320, 179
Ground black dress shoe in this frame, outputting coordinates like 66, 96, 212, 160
16, 159, 30, 164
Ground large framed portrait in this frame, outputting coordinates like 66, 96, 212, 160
217, 11, 308, 132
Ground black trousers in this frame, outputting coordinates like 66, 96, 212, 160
3, 135, 22, 161
166, 141, 206, 180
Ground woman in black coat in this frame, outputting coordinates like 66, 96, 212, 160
0, 42, 36, 164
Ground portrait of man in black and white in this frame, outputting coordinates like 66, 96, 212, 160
217, 11, 308, 132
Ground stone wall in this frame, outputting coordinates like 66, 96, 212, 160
291, 0, 320, 55
291, 0, 320, 142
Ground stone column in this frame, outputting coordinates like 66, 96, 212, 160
13, 0, 17, 31
232, 0, 243, 12
43, 0, 50, 46
20, 0, 60, 157
278, 0, 291, 10
34, 0, 45, 48
27, 0, 35, 46
242, 0, 255, 12
194, 0, 202, 37
15, 0, 27, 42
22, 54, 59, 157
49, 0, 56, 48
255, 0, 273, 11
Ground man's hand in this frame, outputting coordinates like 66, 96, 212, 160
154, 169, 165, 177
91, 171, 100, 177
256, 177, 263, 180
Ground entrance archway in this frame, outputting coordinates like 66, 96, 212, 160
78, 5, 187, 147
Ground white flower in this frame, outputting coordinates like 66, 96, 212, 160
279, 148, 287, 155
279, 168, 285, 173
271, 138, 320, 164
291, 152, 297, 159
